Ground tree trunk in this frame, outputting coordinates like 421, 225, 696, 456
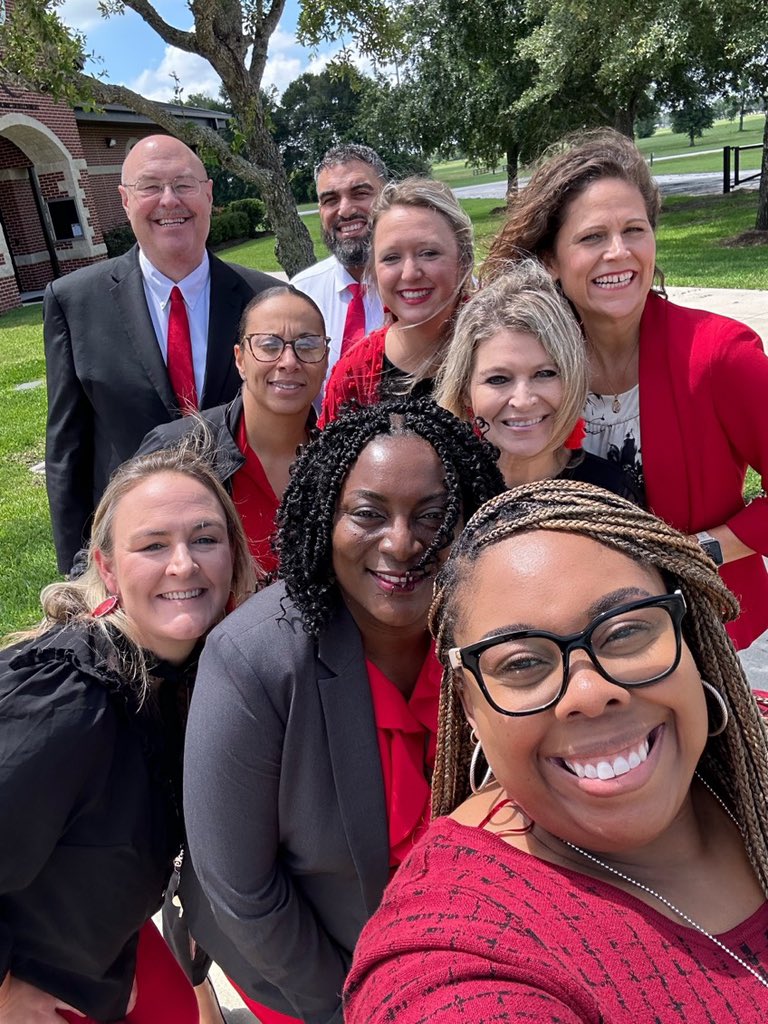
215, 88, 315, 277
755, 107, 768, 232
505, 141, 520, 207
613, 100, 636, 140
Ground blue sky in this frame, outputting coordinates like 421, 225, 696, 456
59, 0, 367, 101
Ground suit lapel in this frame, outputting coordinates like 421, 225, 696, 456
317, 604, 390, 914
110, 247, 177, 413
204, 254, 249, 406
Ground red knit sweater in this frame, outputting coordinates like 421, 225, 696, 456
344, 817, 768, 1022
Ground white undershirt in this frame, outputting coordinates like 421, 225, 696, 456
139, 249, 211, 401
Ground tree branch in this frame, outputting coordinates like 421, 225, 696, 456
118, 0, 197, 54
80, 74, 274, 191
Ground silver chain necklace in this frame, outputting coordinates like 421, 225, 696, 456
560, 775, 768, 991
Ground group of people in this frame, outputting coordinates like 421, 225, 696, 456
1, 125, 767, 1023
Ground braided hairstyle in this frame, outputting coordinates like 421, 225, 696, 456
276, 398, 505, 638
429, 479, 768, 897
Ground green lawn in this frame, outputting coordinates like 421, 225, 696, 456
430, 115, 766, 187
658, 192, 768, 289
1, 188, 765, 635
0, 305, 56, 636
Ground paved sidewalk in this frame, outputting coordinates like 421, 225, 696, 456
665, 286, 768, 342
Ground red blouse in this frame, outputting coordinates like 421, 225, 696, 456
230, 415, 280, 575
366, 647, 442, 871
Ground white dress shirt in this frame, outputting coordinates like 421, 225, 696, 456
291, 255, 385, 387
139, 249, 211, 401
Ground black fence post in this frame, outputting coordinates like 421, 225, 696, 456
723, 146, 731, 194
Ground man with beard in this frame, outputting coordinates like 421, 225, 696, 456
291, 144, 387, 387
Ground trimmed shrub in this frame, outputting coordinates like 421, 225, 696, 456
207, 209, 250, 247
103, 223, 136, 258
227, 198, 267, 235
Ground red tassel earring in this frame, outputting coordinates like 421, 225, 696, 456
91, 594, 120, 618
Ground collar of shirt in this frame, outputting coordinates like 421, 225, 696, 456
139, 248, 210, 311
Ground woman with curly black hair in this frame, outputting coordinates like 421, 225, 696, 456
179, 398, 504, 1024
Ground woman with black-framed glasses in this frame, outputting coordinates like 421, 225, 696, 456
138, 284, 328, 575
345, 480, 768, 1023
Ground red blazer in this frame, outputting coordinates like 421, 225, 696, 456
639, 292, 768, 648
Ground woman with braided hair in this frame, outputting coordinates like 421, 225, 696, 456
345, 480, 768, 1023
179, 398, 504, 1023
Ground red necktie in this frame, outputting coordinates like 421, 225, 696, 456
340, 282, 366, 358
167, 286, 198, 412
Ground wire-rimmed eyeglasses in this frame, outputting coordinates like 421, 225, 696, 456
122, 176, 207, 198
448, 591, 687, 716
243, 333, 329, 364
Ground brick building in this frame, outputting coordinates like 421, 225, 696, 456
0, 85, 228, 314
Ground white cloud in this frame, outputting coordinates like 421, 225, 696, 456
59, 0, 103, 32
126, 46, 222, 102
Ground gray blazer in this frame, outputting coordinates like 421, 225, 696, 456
43, 245, 273, 573
183, 582, 390, 1023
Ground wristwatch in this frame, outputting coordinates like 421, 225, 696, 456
696, 530, 724, 567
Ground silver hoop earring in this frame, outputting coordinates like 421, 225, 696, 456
469, 729, 494, 794
702, 680, 729, 737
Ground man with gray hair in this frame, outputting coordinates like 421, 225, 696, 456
291, 144, 387, 383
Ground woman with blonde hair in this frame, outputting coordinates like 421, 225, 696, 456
0, 446, 255, 1024
346, 480, 768, 1021
436, 259, 639, 498
319, 176, 474, 425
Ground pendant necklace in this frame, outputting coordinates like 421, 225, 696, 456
559, 775, 768, 990
592, 339, 640, 414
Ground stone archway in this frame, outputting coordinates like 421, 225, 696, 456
0, 112, 106, 306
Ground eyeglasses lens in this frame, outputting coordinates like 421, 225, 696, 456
133, 176, 201, 197
477, 605, 677, 714
249, 335, 327, 363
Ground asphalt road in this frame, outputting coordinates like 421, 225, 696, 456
454, 171, 761, 200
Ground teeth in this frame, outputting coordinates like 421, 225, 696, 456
271, 381, 302, 389
400, 289, 431, 299
563, 735, 650, 780
158, 218, 187, 226
338, 221, 364, 233
160, 589, 202, 600
503, 417, 543, 428
594, 271, 633, 287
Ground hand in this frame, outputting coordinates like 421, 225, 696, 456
0, 974, 85, 1022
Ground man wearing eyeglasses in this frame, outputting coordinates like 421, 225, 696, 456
43, 134, 274, 575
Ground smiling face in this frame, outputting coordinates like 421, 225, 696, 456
94, 472, 234, 664
317, 159, 383, 270
546, 178, 656, 336
236, 292, 328, 418
332, 434, 451, 643
373, 205, 462, 332
119, 136, 213, 282
454, 531, 708, 854
469, 329, 564, 479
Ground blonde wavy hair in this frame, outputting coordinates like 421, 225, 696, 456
434, 258, 587, 454
8, 443, 258, 699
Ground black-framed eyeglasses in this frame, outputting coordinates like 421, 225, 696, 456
123, 176, 207, 198
243, 333, 329, 364
448, 591, 687, 717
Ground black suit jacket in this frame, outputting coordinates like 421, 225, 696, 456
43, 245, 273, 573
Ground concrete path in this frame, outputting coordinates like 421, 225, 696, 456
454, 171, 760, 200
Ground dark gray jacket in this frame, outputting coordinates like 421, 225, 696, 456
183, 582, 389, 1023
